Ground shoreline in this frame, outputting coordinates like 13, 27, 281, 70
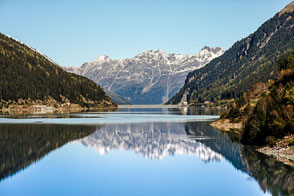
1, 103, 117, 115
258, 135, 294, 167
211, 119, 294, 167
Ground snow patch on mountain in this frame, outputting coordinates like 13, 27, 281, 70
64, 47, 225, 104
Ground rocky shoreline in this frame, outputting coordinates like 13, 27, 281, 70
258, 135, 294, 167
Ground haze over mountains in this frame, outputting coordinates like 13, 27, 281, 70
64, 47, 224, 104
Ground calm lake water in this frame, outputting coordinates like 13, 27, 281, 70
0, 107, 293, 196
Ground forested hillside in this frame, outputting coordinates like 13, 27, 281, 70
220, 53, 294, 146
0, 33, 115, 108
168, 2, 294, 106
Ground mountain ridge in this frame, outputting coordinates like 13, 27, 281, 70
168, 3, 294, 106
64, 47, 224, 104
280, 1, 294, 15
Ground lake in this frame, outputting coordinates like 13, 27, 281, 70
0, 107, 293, 196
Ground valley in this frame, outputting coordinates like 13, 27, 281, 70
1, 1, 294, 195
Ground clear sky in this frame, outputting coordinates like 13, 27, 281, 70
0, 0, 292, 66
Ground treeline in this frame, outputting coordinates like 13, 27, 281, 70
0, 33, 112, 107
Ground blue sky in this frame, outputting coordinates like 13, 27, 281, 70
0, 0, 292, 66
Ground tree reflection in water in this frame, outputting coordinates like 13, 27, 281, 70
185, 121, 294, 196
0, 124, 98, 181
242, 147, 294, 196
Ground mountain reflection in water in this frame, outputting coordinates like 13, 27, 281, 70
80, 122, 224, 161
0, 112, 294, 195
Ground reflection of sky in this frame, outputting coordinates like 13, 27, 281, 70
0, 142, 269, 196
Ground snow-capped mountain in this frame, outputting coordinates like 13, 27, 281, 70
80, 122, 224, 161
64, 47, 224, 104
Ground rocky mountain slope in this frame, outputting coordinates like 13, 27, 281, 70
104, 89, 132, 105
0, 33, 116, 109
64, 47, 224, 104
168, 1, 294, 106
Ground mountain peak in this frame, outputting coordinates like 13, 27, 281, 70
201, 46, 212, 51
197, 47, 225, 59
200, 46, 224, 53
145, 49, 166, 55
135, 49, 168, 59
92, 55, 111, 63
280, 1, 294, 15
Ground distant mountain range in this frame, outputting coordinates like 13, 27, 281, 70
0, 33, 115, 109
64, 47, 224, 104
168, 1, 294, 106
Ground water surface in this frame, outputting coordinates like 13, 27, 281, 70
0, 108, 293, 196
